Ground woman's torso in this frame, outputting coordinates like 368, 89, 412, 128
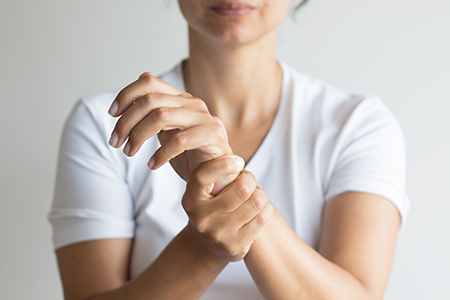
52, 60, 407, 299
120, 61, 357, 299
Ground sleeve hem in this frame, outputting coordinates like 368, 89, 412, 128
51, 219, 135, 250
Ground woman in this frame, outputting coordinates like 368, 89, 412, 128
49, 1, 409, 299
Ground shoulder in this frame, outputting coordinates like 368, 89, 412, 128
66, 90, 120, 136
280, 61, 400, 133
280, 63, 409, 229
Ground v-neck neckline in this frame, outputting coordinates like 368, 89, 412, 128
243, 61, 288, 174
172, 60, 289, 175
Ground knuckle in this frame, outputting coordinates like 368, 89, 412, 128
180, 92, 193, 98
195, 219, 209, 234
154, 107, 172, 123
192, 97, 208, 111
189, 170, 208, 187
210, 229, 223, 244
218, 157, 235, 173
115, 117, 128, 133
251, 194, 265, 211
223, 243, 236, 256
257, 204, 273, 225
224, 244, 247, 259
234, 180, 253, 200
141, 73, 156, 85
255, 186, 267, 200
173, 131, 189, 147
236, 170, 256, 186
128, 127, 142, 143
142, 93, 156, 105
257, 213, 268, 226
139, 71, 152, 79
242, 171, 257, 185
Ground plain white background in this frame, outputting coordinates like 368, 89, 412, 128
1, 0, 449, 299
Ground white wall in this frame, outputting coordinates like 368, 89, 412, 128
1, 0, 448, 299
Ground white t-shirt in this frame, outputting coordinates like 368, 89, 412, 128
49, 61, 409, 299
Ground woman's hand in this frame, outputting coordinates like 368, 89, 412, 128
108, 72, 233, 187
182, 155, 274, 262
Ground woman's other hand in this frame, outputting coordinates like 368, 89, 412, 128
182, 155, 274, 262
108, 72, 233, 185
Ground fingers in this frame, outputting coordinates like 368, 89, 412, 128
108, 73, 185, 117
108, 73, 229, 166
213, 171, 258, 211
184, 174, 273, 261
186, 155, 246, 196
121, 107, 208, 157
207, 199, 273, 261
238, 202, 273, 245
109, 93, 185, 149
109, 89, 218, 160
181, 153, 273, 261
230, 186, 268, 223
148, 123, 229, 170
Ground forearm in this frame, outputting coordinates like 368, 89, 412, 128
91, 225, 228, 300
244, 209, 370, 300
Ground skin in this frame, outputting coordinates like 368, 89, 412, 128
56, 1, 401, 299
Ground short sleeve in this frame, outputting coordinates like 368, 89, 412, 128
49, 97, 135, 250
324, 97, 410, 233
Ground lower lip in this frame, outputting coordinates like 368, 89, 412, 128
210, 7, 254, 17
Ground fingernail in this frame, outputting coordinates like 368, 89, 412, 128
123, 143, 131, 156
108, 102, 118, 116
109, 132, 118, 147
233, 156, 245, 170
147, 157, 155, 169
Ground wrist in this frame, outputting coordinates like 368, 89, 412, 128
182, 222, 229, 269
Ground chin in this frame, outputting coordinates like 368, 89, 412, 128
211, 27, 256, 45
192, 21, 272, 47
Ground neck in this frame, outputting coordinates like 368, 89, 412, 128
183, 27, 282, 127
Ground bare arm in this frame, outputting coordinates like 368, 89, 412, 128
56, 227, 228, 300
56, 155, 271, 300
56, 71, 264, 299
244, 192, 400, 300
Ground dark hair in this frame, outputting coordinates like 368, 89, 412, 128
291, 0, 310, 20
294, 0, 310, 12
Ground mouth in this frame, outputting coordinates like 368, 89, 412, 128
209, 2, 255, 17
